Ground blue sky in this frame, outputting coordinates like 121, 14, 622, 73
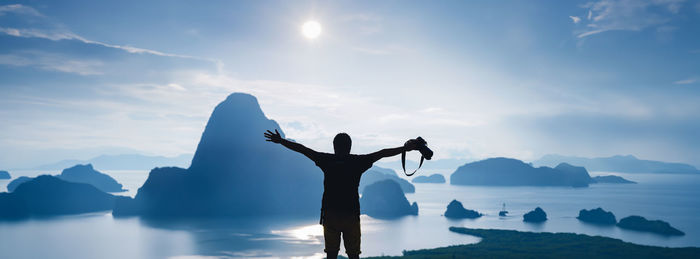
1, 0, 699, 168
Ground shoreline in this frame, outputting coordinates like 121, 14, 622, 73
367, 227, 700, 258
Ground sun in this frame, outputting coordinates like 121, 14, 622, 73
301, 20, 322, 39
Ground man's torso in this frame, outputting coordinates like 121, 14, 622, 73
312, 153, 373, 215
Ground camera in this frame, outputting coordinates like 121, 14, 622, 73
414, 136, 433, 160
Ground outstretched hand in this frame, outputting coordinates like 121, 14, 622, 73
264, 129, 283, 144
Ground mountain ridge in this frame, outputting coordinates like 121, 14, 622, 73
533, 154, 699, 174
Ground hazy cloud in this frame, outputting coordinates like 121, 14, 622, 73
0, 4, 216, 63
569, 16, 582, 23
0, 4, 43, 17
0, 51, 103, 75
674, 78, 697, 84
573, 0, 686, 38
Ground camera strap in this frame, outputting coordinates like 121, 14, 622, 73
401, 150, 425, 176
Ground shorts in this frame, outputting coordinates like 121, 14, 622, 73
322, 210, 361, 255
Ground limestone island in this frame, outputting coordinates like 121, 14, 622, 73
617, 215, 685, 236
592, 175, 636, 184
577, 208, 617, 225
523, 207, 547, 223
0, 175, 115, 219
450, 158, 592, 187
7, 176, 32, 192
115, 93, 326, 217
7, 164, 126, 193
360, 166, 415, 194
360, 179, 418, 219
451, 158, 635, 187
58, 164, 126, 192
412, 174, 446, 183
444, 199, 482, 219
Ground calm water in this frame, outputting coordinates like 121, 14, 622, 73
0, 169, 699, 258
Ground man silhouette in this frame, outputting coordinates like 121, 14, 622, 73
264, 129, 418, 259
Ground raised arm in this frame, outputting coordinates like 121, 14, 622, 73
367, 139, 419, 163
264, 129, 319, 160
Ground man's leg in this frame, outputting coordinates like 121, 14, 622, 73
342, 216, 361, 259
324, 221, 341, 259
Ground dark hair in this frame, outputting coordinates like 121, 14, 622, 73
333, 133, 351, 155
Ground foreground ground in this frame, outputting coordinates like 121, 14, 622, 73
367, 227, 700, 259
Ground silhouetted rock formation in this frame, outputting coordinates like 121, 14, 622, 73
577, 208, 617, 225
0, 170, 10, 179
58, 164, 126, 192
444, 199, 482, 219
6, 164, 126, 193
523, 207, 547, 222
0, 193, 28, 218
617, 216, 685, 236
367, 166, 398, 176
412, 174, 446, 183
450, 158, 592, 187
534, 154, 700, 174
359, 166, 415, 194
592, 175, 636, 184
113, 167, 187, 216
113, 93, 324, 217
0, 175, 115, 219
7, 176, 32, 192
360, 180, 418, 219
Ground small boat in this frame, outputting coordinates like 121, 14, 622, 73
499, 203, 508, 217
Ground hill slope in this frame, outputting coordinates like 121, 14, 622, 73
114, 93, 323, 217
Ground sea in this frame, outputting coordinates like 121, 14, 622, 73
1, 169, 699, 259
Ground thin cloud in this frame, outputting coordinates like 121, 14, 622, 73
0, 51, 103, 75
674, 78, 697, 85
0, 4, 43, 17
0, 4, 217, 63
572, 0, 686, 39
569, 16, 582, 23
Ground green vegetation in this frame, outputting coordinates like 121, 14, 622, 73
368, 227, 700, 259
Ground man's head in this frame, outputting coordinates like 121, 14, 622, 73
333, 133, 352, 155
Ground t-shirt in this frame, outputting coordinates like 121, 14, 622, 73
310, 152, 374, 215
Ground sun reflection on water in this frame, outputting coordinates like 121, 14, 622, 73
271, 224, 324, 245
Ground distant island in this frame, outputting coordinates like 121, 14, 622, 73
617, 216, 685, 236
360, 180, 418, 219
592, 175, 636, 184
7, 176, 31, 192
534, 154, 700, 174
33, 153, 193, 171
412, 174, 445, 183
451, 158, 593, 187
450, 158, 635, 187
0, 170, 10, 179
0, 175, 116, 219
57, 164, 126, 192
523, 207, 547, 223
7, 164, 126, 193
367, 227, 700, 258
114, 93, 324, 218
577, 208, 617, 225
360, 166, 415, 193
444, 199, 482, 219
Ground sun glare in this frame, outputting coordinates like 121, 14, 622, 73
302, 20, 322, 39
